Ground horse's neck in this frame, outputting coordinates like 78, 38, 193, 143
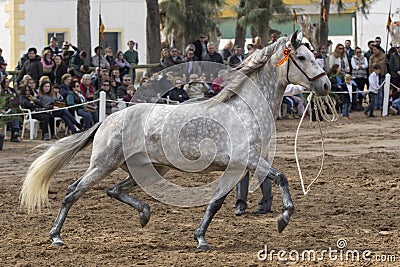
250, 63, 286, 118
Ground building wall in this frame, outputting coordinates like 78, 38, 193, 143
0, 0, 147, 70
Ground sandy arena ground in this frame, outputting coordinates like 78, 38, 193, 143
0, 111, 399, 267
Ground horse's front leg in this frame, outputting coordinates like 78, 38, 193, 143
194, 192, 229, 251
251, 159, 294, 233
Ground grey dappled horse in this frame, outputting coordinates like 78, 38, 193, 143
20, 31, 330, 250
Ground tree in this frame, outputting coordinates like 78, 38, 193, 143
233, 0, 246, 48
77, 0, 91, 66
160, 0, 222, 50
237, 0, 290, 46
146, 0, 162, 65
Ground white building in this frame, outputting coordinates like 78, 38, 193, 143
0, 0, 147, 69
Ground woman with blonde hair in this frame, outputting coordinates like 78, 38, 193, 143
41, 49, 54, 71
329, 44, 349, 74
160, 48, 170, 68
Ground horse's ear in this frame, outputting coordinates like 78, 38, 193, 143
290, 30, 302, 49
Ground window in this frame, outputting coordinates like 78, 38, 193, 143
47, 32, 68, 45
100, 32, 121, 54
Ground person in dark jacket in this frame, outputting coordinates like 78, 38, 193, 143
16, 47, 43, 87
19, 84, 54, 140
50, 55, 68, 84
169, 77, 189, 103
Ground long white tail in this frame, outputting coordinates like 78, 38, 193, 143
20, 123, 102, 213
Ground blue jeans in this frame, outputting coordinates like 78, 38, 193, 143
77, 109, 99, 130
365, 92, 377, 116
392, 98, 400, 111
342, 103, 351, 116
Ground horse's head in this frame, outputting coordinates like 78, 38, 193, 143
279, 31, 331, 96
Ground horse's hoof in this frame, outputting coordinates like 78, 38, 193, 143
277, 214, 289, 233
197, 244, 212, 251
139, 205, 151, 227
51, 239, 65, 247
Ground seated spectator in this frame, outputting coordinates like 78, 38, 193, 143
117, 74, 131, 98
42, 36, 60, 57
111, 69, 122, 86
221, 40, 233, 61
52, 83, 65, 103
211, 69, 228, 95
38, 80, 81, 134
1, 77, 21, 142
91, 46, 110, 70
183, 74, 208, 99
41, 49, 54, 71
163, 47, 182, 68
50, 55, 68, 84
115, 51, 131, 78
228, 45, 244, 67
389, 87, 399, 115
169, 77, 189, 103
328, 64, 344, 91
80, 74, 95, 101
105, 47, 117, 71
70, 51, 88, 72
27, 79, 39, 96
19, 85, 54, 140
60, 74, 73, 99
94, 80, 118, 115
67, 80, 99, 130
91, 68, 110, 91
122, 85, 137, 108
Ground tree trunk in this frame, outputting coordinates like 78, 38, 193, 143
318, 0, 330, 49
234, 0, 246, 48
146, 0, 161, 65
77, 0, 91, 66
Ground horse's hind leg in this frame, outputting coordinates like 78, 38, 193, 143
49, 166, 114, 246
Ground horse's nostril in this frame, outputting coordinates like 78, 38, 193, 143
324, 83, 328, 90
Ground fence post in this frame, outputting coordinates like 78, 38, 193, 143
382, 73, 390, 117
99, 91, 106, 122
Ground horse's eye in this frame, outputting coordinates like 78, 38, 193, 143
297, 56, 306, 61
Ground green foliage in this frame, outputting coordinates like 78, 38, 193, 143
0, 94, 20, 128
238, 0, 291, 27
160, 0, 223, 43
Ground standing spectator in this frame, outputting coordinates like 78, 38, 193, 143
344, 40, 354, 72
115, 51, 131, 78
0, 48, 5, 65
203, 42, 224, 80
369, 44, 386, 110
389, 44, 400, 89
253, 36, 263, 50
123, 40, 139, 83
228, 45, 244, 67
351, 47, 368, 108
374, 37, 385, 53
364, 40, 375, 65
16, 47, 43, 87
160, 48, 170, 69
340, 74, 357, 119
42, 36, 60, 57
221, 40, 233, 61
91, 46, 110, 70
50, 55, 68, 84
163, 47, 182, 68
365, 64, 383, 117
183, 74, 208, 99
245, 44, 255, 57
182, 49, 200, 79
192, 34, 208, 61
329, 44, 349, 74
40, 49, 54, 71
316, 45, 330, 71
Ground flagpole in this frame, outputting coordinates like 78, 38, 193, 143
385, 1, 392, 53
98, 0, 102, 90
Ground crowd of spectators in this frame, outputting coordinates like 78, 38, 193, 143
1, 33, 400, 142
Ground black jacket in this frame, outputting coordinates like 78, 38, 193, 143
16, 55, 43, 84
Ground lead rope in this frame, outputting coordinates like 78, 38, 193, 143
294, 92, 338, 195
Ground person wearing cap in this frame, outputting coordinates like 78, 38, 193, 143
16, 47, 43, 87
124, 40, 139, 82
183, 74, 208, 99
192, 34, 208, 61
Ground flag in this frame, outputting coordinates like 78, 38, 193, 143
293, 9, 297, 24
99, 15, 105, 40
386, 12, 392, 31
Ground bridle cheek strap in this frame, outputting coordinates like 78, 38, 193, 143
287, 55, 327, 84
